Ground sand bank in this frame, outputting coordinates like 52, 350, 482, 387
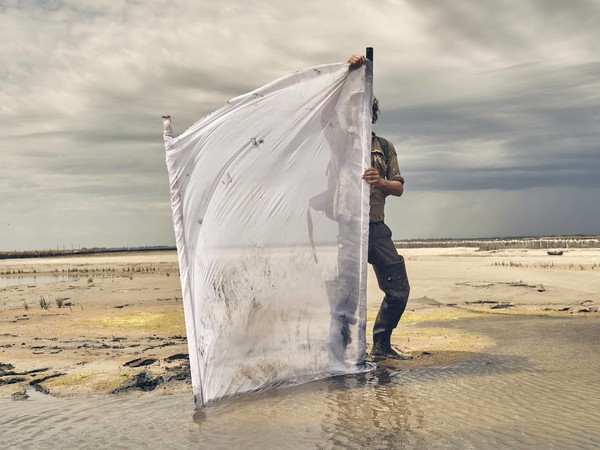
1, 248, 598, 398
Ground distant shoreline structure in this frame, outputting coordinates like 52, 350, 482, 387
395, 235, 600, 250
0, 246, 177, 260
2, 235, 600, 260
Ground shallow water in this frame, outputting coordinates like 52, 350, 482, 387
0, 275, 79, 289
2, 315, 599, 449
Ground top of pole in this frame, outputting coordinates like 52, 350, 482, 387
366, 47, 373, 62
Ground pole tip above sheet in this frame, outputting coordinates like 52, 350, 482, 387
162, 115, 173, 136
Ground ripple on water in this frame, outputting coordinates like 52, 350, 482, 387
1, 315, 599, 449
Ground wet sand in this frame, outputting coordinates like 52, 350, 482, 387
1, 247, 599, 399
0, 251, 189, 398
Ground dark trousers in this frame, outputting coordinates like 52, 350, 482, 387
368, 221, 410, 340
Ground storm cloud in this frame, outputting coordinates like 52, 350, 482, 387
1, 0, 599, 249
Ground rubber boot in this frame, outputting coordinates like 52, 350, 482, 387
371, 259, 411, 360
372, 328, 411, 360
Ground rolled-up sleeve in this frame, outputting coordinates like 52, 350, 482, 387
386, 141, 404, 184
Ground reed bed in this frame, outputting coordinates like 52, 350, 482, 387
396, 236, 600, 250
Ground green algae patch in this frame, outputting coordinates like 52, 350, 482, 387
393, 325, 494, 353
365, 307, 496, 353
367, 307, 486, 327
92, 310, 185, 334
45, 370, 136, 394
401, 308, 487, 325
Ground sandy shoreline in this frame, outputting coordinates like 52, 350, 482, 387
1, 248, 598, 399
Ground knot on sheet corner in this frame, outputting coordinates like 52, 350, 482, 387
162, 115, 173, 137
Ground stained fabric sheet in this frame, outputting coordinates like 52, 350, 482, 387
164, 62, 373, 407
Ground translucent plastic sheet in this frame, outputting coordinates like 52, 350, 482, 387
164, 62, 373, 407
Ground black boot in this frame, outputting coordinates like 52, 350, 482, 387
372, 329, 412, 360
370, 259, 411, 360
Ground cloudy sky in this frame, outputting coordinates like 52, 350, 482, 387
1, 0, 599, 251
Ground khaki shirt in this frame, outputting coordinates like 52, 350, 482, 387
370, 135, 404, 222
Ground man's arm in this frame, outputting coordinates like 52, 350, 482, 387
349, 53, 404, 196
362, 168, 404, 197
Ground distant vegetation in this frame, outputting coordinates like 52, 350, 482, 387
2, 237, 600, 258
0, 246, 176, 260
395, 235, 600, 250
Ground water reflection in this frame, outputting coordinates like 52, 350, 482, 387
2, 316, 599, 449
0, 275, 79, 288
189, 354, 528, 449
319, 369, 427, 449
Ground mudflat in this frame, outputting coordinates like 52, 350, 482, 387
1, 247, 598, 398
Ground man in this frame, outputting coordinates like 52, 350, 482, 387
349, 54, 412, 361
